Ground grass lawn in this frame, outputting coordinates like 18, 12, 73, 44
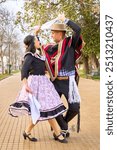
0, 70, 20, 80
79, 69, 100, 80
0, 74, 11, 80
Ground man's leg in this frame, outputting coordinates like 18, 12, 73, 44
53, 78, 79, 126
56, 115, 68, 130
55, 92, 79, 137
64, 102, 80, 123
55, 92, 68, 130
52, 79, 71, 136
63, 93, 80, 123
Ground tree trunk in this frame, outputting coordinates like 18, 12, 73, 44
91, 53, 100, 69
83, 55, 89, 74
0, 48, 4, 74
1, 58, 4, 74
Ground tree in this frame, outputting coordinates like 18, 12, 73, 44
78, 0, 100, 74
15, 0, 100, 74
0, 8, 10, 74
0, 0, 6, 4
0, 7, 21, 74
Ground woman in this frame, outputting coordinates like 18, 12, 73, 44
9, 35, 67, 143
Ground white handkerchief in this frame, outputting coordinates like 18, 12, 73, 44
41, 18, 59, 30
29, 94, 41, 124
68, 76, 81, 103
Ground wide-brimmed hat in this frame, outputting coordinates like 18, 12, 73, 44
50, 23, 66, 31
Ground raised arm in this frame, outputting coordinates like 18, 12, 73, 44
58, 13, 81, 49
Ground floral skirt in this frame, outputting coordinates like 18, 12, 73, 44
9, 75, 66, 121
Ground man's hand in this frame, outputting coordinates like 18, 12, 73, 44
58, 13, 66, 22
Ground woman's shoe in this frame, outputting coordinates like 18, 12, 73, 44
53, 133, 68, 143
53, 132, 58, 140
23, 131, 38, 142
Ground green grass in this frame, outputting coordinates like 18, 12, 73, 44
91, 75, 100, 80
79, 69, 100, 80
12, 70, 20, 74
0, 74, 11, 80
0, 70, 20, 80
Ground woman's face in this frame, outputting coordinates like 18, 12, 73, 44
34, 37, 40, 49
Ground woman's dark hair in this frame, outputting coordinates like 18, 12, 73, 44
24, 35, 36, 53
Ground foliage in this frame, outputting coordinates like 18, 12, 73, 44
78, 0, 100, 56
15, 0, 99, 57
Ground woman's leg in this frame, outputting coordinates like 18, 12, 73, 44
23, 120, 38, 142
25, 120, 36, 134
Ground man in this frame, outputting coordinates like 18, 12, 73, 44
35, 13, 82, 137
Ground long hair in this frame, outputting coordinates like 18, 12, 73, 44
24, 35, 36, 53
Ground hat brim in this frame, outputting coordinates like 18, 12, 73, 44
51, 29, 67, 31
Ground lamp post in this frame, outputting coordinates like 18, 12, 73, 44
8, 43, 11, 74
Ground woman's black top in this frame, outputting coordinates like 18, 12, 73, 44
21, 52, 45, 80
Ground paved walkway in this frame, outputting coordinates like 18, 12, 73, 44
0, 73, 100, 150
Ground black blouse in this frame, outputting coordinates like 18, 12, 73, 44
21, 53, 45, 80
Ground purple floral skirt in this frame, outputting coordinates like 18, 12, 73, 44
9, 75, 66, 121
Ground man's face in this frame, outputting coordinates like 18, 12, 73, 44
51, 30, 63, 43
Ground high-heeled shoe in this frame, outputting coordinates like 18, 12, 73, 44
23, 131, 38, 142
53, 133, 68, 143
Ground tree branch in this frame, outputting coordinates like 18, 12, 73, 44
0, 0, 6, 4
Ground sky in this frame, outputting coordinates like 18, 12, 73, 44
1, 0, 53, 45
1, 0, 24, 13
1, 0, 27, 51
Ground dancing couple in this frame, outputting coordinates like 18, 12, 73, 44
9, 13, 82, 143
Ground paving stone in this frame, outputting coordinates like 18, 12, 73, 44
0, 73, 100, 150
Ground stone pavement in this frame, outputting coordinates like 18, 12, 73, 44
0, 73, 100, 150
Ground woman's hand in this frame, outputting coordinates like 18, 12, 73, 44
22, 78, 33, 94
34, 25, 40, 36
25, 84, 33, 94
